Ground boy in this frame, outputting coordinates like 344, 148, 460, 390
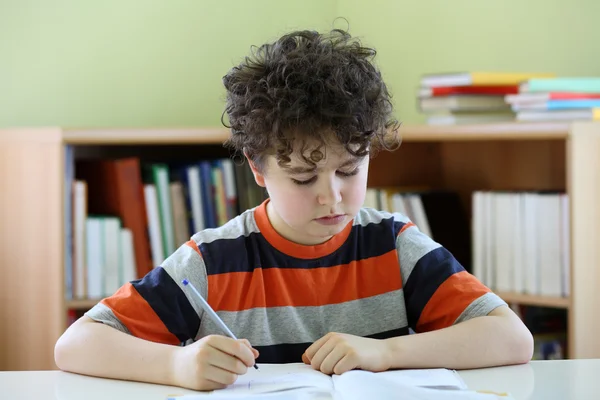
54, 29, 533, 391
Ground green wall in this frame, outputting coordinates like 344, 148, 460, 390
2, 0, 599, 127
0, 0, 335, 128
338, 0, 600, 123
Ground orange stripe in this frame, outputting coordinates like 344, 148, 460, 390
185, 239, 202, 257
398, 222, 415, 235
416, 271, 491, 333
208, 250, 402, 311
254, 199, 353, 259
101, 283, 180, 345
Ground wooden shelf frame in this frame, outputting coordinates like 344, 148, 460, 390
2, 121, 600, 370
496, 292, 570, 309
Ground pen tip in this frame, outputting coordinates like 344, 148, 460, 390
182, 279, 189, 286
254, 364, 259, 370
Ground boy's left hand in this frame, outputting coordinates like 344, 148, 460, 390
302, 332, 391, 375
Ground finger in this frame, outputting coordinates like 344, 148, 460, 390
239, 339, 260, 359
319, 346, 347, 375
304, 333, 332, 362
206, 346, 248, 375
301, 353, 310, 364
332, 354, 357, 375
310, 336, 339, 372
207, 335, 256, 368
203, 363, 240, 386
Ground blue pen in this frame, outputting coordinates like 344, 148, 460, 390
182, 279, 259, 370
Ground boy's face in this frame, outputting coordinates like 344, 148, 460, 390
249, 139, 369, 246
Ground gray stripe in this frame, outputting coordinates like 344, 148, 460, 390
84, 302, 131, 335
191, 207, 259, 244
454, 292, 507, 324
396, 226, 441, 286
161, 242, 209, 325
353, 208, 411, 227
198, 289, 408, 346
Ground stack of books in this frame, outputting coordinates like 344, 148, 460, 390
417, 72, 554, 125
506, 77, 600, 121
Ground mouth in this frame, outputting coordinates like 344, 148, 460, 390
314, 214, 346, 225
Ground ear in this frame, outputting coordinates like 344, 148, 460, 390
246, 155, 266, 187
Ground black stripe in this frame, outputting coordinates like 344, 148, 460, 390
202, 217, 405, 275
403, 247, 465, 329
132, 267, 200, 343
254, 327, 410, 364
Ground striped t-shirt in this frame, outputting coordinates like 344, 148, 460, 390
85, 200, 505, 363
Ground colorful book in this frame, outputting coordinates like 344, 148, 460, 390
512, 100, 600, 111
506, 92, 600, 104
421, 72, 554, 88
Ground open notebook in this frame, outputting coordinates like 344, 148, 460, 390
168, 363, 510, 400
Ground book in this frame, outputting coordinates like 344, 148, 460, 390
505, 92, 600, 104
516, 108, 600, 121
419, 96, 510, 113
512, 99, 600, 111
421, 72, 554, 88
166, 363, 507, 400
521, 78, 600, 94
426, 112, 514, 125
76, 158, 153, 279
419, 85, 519, 97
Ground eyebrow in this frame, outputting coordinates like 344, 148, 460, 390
286, 158, 361, 175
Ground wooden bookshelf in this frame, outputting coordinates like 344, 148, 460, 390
496, 292, 571, 309
65, 299, 103, 309
2, 121, 600, 370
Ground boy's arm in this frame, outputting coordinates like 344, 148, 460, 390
385, 305, 533, 370
54, 241, 258, 390
55, 315, 179, 385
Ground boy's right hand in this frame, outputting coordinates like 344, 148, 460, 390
172, 334, 259, 391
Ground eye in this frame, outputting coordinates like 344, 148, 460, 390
291, 176, 317, 185
337, 168, 359, 177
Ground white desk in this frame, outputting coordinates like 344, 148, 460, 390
1, 360, 599, 400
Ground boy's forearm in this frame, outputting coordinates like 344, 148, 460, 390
384, 307, 534, 370
55, 316, 180, 386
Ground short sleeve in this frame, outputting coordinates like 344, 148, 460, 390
84, 240, 207, 345
394, 218, 506, 333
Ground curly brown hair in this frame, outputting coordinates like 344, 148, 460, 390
222, 28, 400, 170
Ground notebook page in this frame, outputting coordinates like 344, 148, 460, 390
332, 368, 466, 390
332, 372, 508, 400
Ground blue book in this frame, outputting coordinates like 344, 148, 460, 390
199, 161, 216, 228
547, 100, 600, 110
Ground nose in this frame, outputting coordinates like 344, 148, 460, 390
316, 176, 342, 206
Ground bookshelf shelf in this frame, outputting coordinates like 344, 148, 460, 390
496, 292, 570, 309
63, 127, 230, 145
399, 121, 570, 141
2, 121, 600, 371
65, 299, 103, 310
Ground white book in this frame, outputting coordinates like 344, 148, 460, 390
144, 184, 165, 267
522, 193, 539, 295
538, 195, 562, 297
103, 217, 121, 297
511, 194, 524, 294
73, 180, 87, 299
363, 188, 379, 209
391, 193, 408, 217
483, 192, 495, 289
406, 194, 432, 238
472, 191, 486, 284
221, 159, 237, 220
560, 194, 571, 297
186, 165, 205, 234
120, 228, 137, 285
378, 190, 390, 211
493, 193, 513, 293
86, 218, 103, 299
